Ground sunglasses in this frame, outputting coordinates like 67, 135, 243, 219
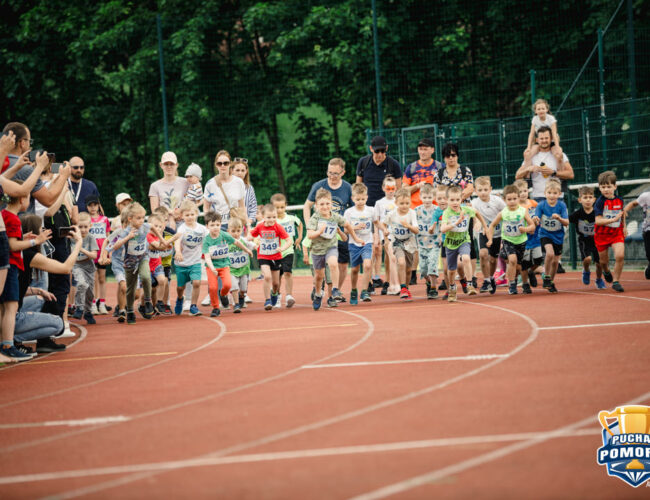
374, 148, 386, 154
72, 166, 85, 170
215, 161, 231, 167
384, 186, 396, 192
445, 153, 458, 158
233, 157, 248, 164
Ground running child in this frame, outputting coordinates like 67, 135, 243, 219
272, 193, 303, 308
624, 188, 650, 280
71, 212, 98, 324
416, 184, 441, 299
434, 185, 448, 294
302, 235, 333, 301
343, 183, 374, 305
377, 187, 419, 300
202, 212, 252, 317
147, 214, 175, 315
174, 200, 209, 315
85, 195, 110, 315
440, 186, 489, 301
307, 189, 362, 310
372, 176, 399, 295
569, 186, 605, 288
227, 217, 255, 313
533, 178, 569, 293
153, 206, 176, 313
471, 176, 505, 294
515, 179, 542, 289
594, 170, 626, 292
487, 185, 535, 295
250, 203, 292, 310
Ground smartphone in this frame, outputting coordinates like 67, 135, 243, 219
51, 163, 62, 174
28, 150, 56, 163
58, 226, 75, 238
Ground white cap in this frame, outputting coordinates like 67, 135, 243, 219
160, 151, 178, 164
185, 162, 202, 180
115, 193, 132, 205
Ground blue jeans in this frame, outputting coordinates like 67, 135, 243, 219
14, 307, 64, 343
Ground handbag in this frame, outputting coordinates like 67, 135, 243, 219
216, 180, 248, 225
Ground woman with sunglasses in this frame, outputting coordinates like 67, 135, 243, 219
231, 158, 258, 226
204, 150, 246, 231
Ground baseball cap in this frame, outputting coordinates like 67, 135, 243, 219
160, 151, 178, 164
115, 193, 132, 205
371, 136, 387, 149
418, 138, 435, 148
185, 162, 202, 180
85, 195, 100, 206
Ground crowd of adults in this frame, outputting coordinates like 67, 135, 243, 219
0, 116, 573, 362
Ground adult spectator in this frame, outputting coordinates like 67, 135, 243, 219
356, 136, 402, 206
203, 150, 246, 230
231, 158, 258, 226
1, 122, 71, 213
515, 125, 574, 202
67, 156, 99, 213
149, 151, 189, 228
402, 137, 443, 208
434, 143, 475, 200
304, 158, 353, 299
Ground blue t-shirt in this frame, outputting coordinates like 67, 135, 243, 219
535, 200, 567, 245
307, 179, 353, 216
525, 203, 540, 249
68, 178, 100, 213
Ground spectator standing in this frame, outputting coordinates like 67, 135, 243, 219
203, 150, 246, 230
67, 156, 99, 213
355, 136, 402, 207
231, 158, 258, 227
402, 138, 443, 208
149, 151, 189, 228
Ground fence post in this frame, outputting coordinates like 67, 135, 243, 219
399, 129, 406, 168
498, 120, 507, 187
530, 69, 536, 107
598, 28, 607, 169
568, 190, 578, 270
581, 109, 592, 182
433, 124, 441, 163
156, 14, 170, 151
371, 0, 384, 134
627, 0, 639, 173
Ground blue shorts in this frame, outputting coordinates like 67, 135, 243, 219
445, 242, 471, 272
349, 243, 372, 268
0, 231, 9, 270
176, 263, 202, 287
112, 259, 125, 283
0, 265, 19, 303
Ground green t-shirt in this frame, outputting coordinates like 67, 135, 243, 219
500, 206, 528, 245
442, 206, 476, 250
202, 232, 236, 268
277, 213, 301, 257
307, 212, 346, 255
228, 236, 251, 277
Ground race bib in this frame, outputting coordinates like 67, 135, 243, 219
503, 221, 523, 238
353, 218, 372, 236
89, 222, 107, 239
318, 221, 338, 240
259, 237, 279, 255
541, 215, 562, 232
483, 219, 500, 235
603, 208, 621, 228
418, 223, 429, 234
577, 220, 595, 236
209, 244, 229, 259
393, 224, 410, 240
229, 250, 248, 269
449, 215, 469, 233
127, 239, 146, 256
184, 232, 203, 248
282, 222, 296, 237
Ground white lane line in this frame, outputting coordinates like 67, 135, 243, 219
0, 429, 599, 485
539, 319, 650, 330
44, 301, 538, 500
0, 416, 131, 429
567, 289, 650, 302
351, 389, 650, 500
302, 354, 509, 369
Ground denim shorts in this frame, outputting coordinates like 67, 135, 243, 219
445, 242, 471, 272
0, 265, 19, 303
349, 242, 372, 268
0, 231, 9, 270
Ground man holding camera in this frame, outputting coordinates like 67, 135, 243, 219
1, 122, 70, 213
67, 156, 99, 213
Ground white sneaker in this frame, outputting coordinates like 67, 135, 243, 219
182, 299, 191, 312
91, 302, 99, 315
57, 322, 76, 338
286, 294, 295, 308
97, 301, 108, 315
244, 294, 253, 303
274, 293, 282, 309
200, 294, 211, 306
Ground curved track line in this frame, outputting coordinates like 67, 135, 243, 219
0, 308, 374, 455
0, 318, 225, 410
40, 301, 538, 499
0, 322, 87, 373
565, 289, 650, 302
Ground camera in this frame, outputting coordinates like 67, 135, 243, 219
28, 150, 56, 163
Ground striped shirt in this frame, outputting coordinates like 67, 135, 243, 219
244, 184, 257, 222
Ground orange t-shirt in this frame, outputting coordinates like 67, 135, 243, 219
402, 160, 437, 208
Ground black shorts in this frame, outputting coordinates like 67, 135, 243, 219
258, 258, 282, 272
500, 240, 526, 265
440, 245, 446, 258
0, 265, 19, 303
0, 231, 9, 270
522, 246, 543, 271
468, 218, 477, 260
540, 237, 563, 256
279, 254, 294, 275
151, 274, 159, 288
578, 236, 599, 263
96, 263, 107, 270
163, 265, 172, 281
337, 240, 350, 264
479, 234, 501, 259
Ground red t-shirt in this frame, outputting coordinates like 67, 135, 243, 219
147, 233, 162, 272
2, 209, 24, 270
594, 195, 624, 240
251, 222, 289, 261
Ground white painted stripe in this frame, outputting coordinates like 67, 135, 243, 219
539, 319, 650, 331
303, 354, 509, 369
0, 416, 130, 430
0, 429, 600, 485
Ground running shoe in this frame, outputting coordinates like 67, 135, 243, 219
36, 338, 66, 353
312, 295, 322, 311
310, 287, 316, 302
479, 280, 491, 293
90, 302, 99, 315
471, 276, 478, 289
548, 282, 558, 293
522, 283, 532, 294
459, 278, 468, 294
438, 280, 447, 291
542, 275, 552, 289
490, 277, 497, 295
327, 296, 338, 308
381, 282, 389, 295
582, 270, 590, 285
174, 298, 183, 315
127, 310, 136, 324
210, 308, 220, 317
189, 304, 201, 316
467, 284, 478, 296
447, 287, 457, 303
117, 309, 127, 323
97, 301, 108, 315
409, 270, 417, 285
232, 303, 242, 313
360, 290, 372, 302
427, 287, 438, 299
400, 287, 413, 300
273, 293, 281, 309
83, 311, 96, 324
201, 294, 211, 306
595, 278, 606, 289
72, 308, 83, 320
286, 295, 295, 308
612, 281, 624, 293
367, 281, 375, 295
1, 345, 34, 361
182, 299, 191, 312
556, 262, 566, 274
529, 272, 538, 288
603, 270, 613, 283
143, 301, 155, 319
350, 289, 358, 306
264, 299, 273, 311
509, 283, 518, 295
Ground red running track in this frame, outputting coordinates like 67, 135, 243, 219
0, 271, 648, 499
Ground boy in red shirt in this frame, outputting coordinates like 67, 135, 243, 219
147, 214, 176, 315
594, 170, 626, 292
250, 204, 291, 310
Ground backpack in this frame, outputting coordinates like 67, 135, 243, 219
358, 154, 400, 179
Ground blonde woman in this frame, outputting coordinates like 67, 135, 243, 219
203, 150, 246, 231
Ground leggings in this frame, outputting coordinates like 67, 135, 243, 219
206, 267, 231, 308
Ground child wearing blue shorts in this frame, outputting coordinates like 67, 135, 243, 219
344, 183, 374, 305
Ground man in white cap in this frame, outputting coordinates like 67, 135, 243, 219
148, 151, 189, 228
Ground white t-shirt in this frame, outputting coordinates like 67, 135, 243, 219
525, 150, 569, 199
384, 208, 417, 241
472, 194, 506, 234
532, 114, 557, 132
637, 191, 650, 232
176, 222, 208, 266
204, 176, 246, 223
344, 205, 374, 246
148, 177, 189, 211
373, 196, 397, 240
